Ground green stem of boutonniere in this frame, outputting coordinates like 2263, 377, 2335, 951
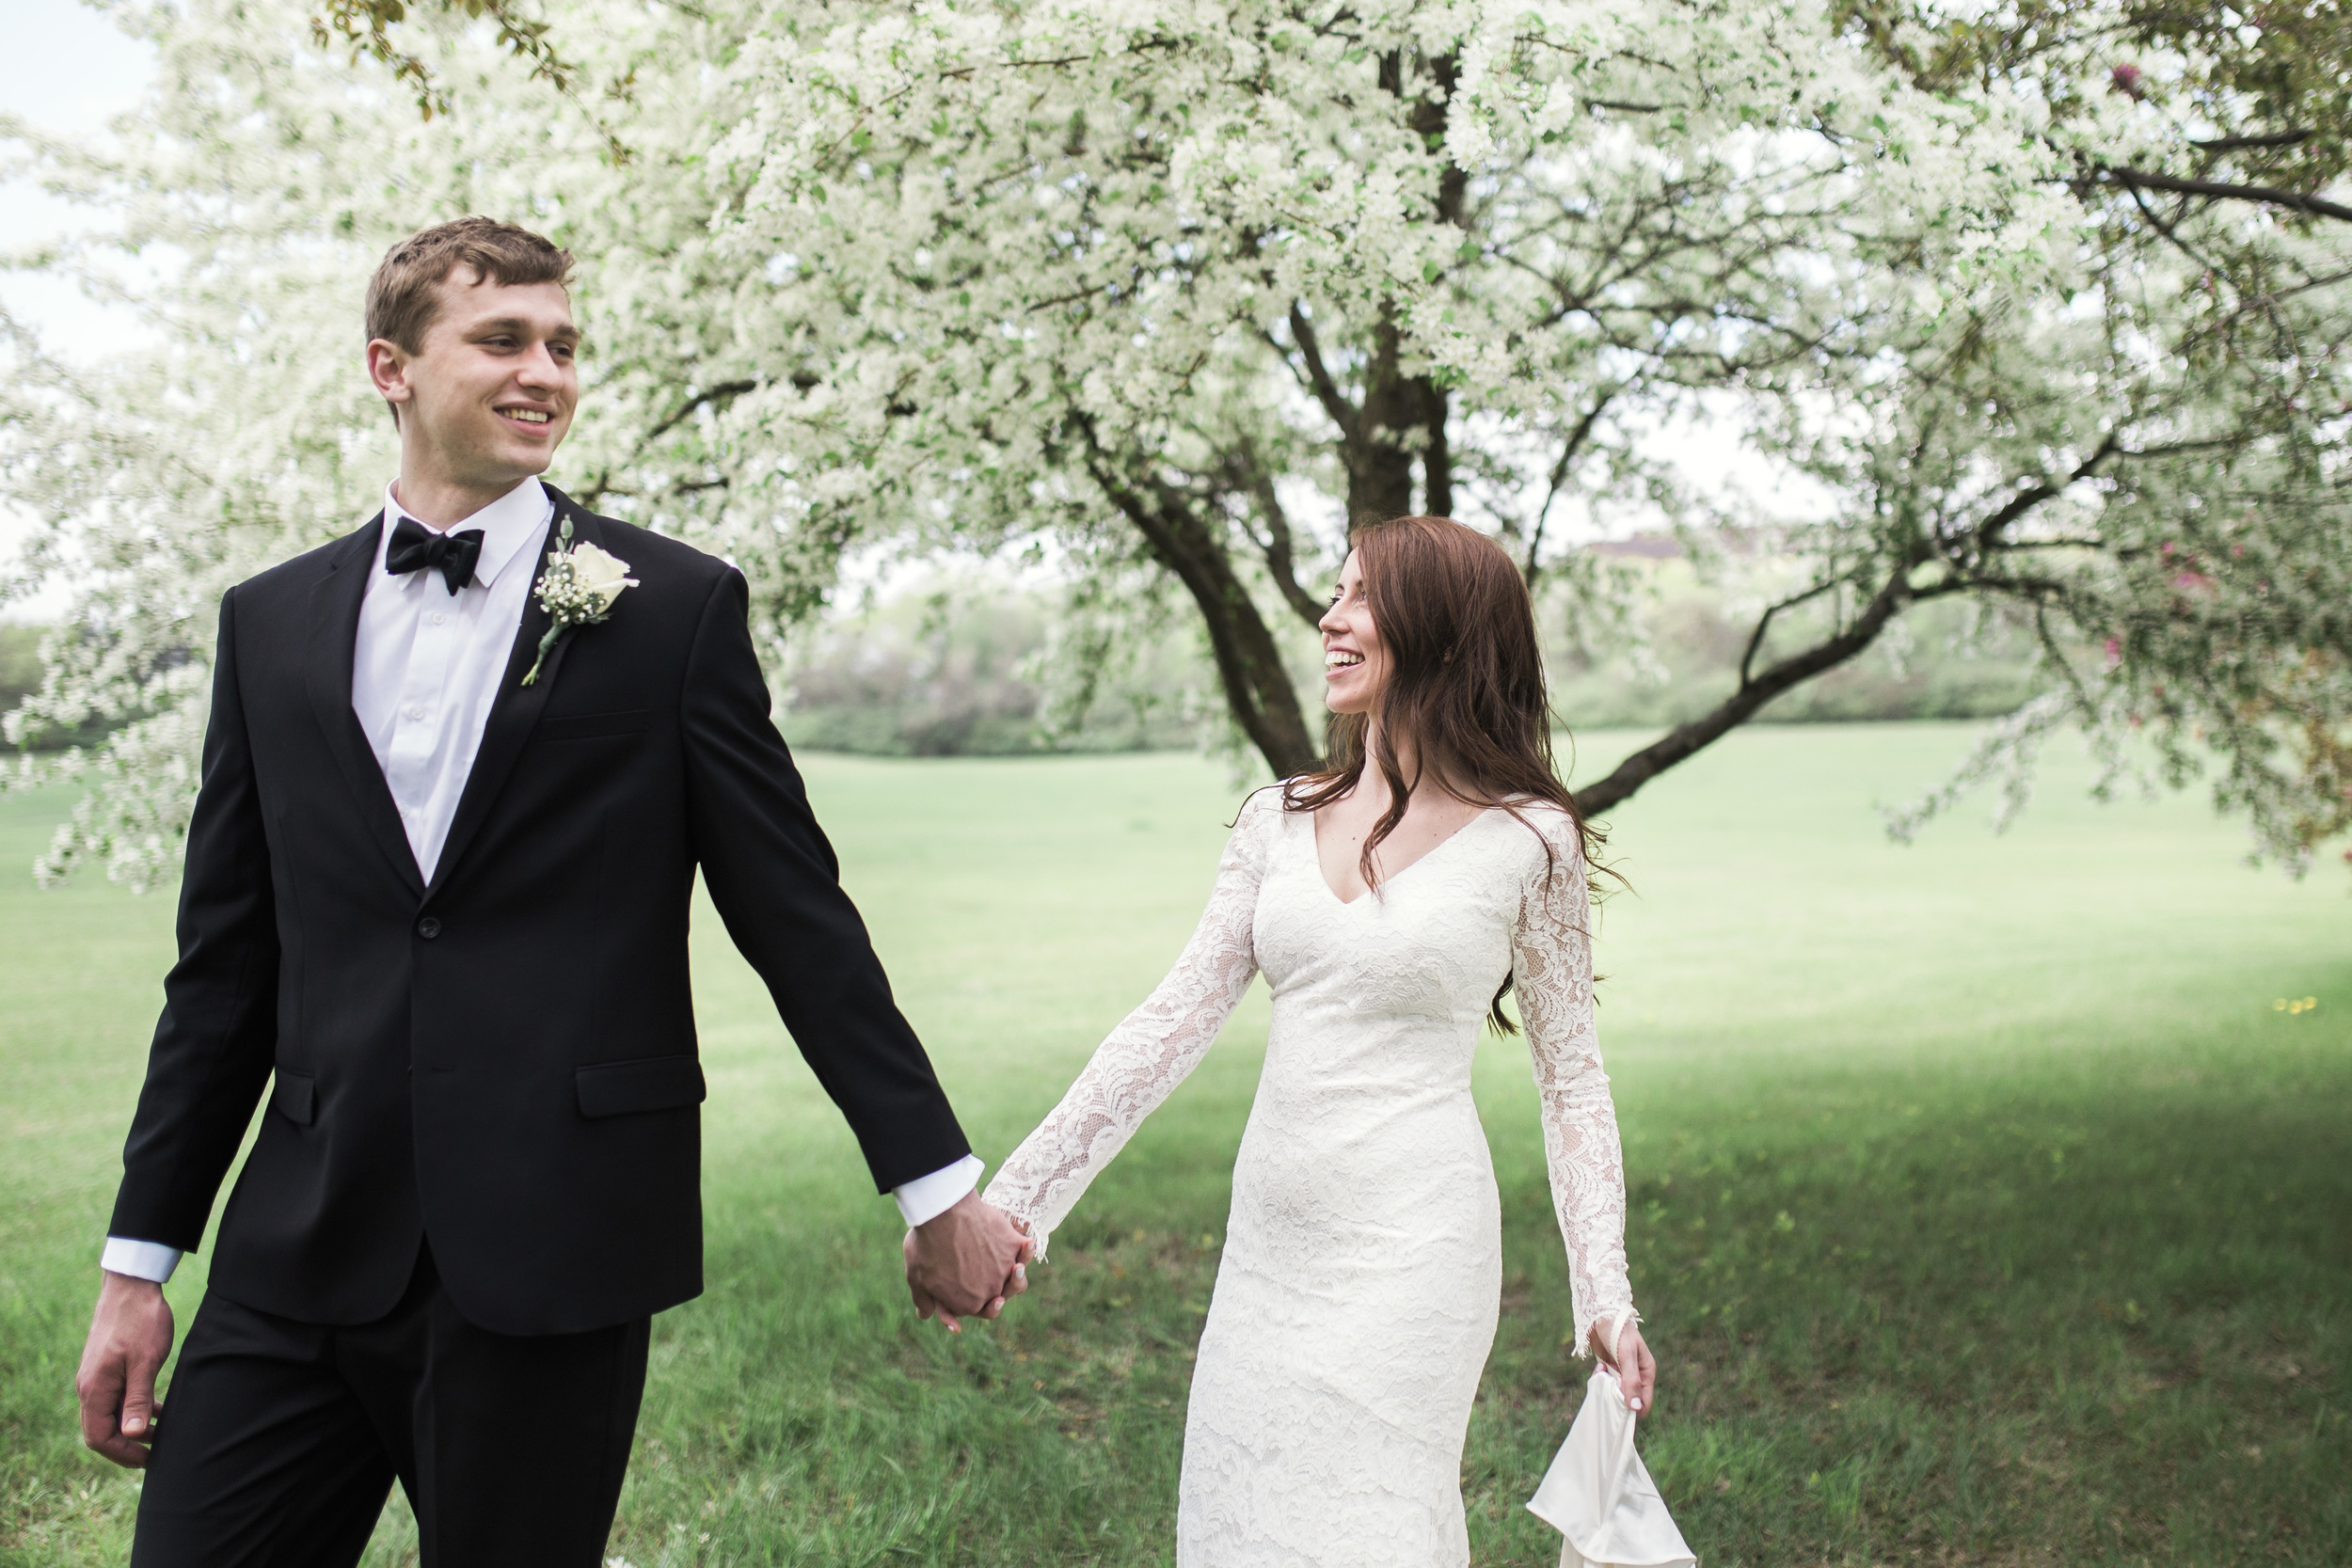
520, 623, 564, 687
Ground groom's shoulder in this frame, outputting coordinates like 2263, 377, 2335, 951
230, 518, 382, 607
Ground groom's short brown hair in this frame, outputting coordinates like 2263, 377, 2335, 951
365, 216, 576, 354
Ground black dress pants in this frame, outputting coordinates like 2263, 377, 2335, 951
131, 1244, 650, 1568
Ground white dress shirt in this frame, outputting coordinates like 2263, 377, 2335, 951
354, 476, 554, 881
103, 478, 977, 1283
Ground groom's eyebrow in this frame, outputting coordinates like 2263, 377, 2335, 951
470, 316, 580, 344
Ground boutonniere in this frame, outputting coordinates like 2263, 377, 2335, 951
521, 518, 639, 686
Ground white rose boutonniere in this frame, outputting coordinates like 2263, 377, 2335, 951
522, 519, 639, 686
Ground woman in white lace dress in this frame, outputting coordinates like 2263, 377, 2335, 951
984, 516, 1657, 1567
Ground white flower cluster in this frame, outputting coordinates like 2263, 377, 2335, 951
537, 539, 636, 623
1, 0, 2344, 882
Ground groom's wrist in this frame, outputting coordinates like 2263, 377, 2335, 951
100, 1237, 183, 1284
893, 1154, 984, 1228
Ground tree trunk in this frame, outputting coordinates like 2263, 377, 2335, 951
1089, 460, 1322, 777
1347, 309, 1422, 522
1329, 51, 1463, 527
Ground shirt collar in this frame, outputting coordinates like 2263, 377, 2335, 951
377, 476, 553, 593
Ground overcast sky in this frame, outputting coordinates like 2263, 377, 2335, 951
3, 0, 158, 613
3, 0, 158, 359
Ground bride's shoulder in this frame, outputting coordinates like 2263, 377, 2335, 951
1495, 797, 1588, 869
1232, 782, 1295, 836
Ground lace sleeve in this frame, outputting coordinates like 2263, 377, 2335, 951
1511, 808, 1637, 1359
980, 790, 1276, 1260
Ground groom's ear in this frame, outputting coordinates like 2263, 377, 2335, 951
366, 336, 414, 431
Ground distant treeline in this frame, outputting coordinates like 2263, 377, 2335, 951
779, 566, 2044, 759
778, 584, 1216, 758
0, 625, 45, 729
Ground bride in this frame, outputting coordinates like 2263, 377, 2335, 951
983, 515, 1657, 1566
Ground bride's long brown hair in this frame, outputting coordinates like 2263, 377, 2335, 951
1282, 515, 1606, 1029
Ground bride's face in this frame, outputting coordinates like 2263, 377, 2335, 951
1318, 551, 1387, 714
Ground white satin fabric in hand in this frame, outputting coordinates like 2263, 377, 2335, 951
1528, 1369, 1695, 1568
983, 790, 1637, 1567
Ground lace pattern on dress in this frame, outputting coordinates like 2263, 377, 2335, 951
981, 791, 1275, 1259
1510, 807, 1637, 1357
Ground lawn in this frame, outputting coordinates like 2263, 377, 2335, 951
1, 721, 2344, 1566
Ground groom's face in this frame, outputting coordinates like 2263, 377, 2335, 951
370, 271, 580, 493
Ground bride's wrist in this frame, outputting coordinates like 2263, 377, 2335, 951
1588, 1308, 1639, 1365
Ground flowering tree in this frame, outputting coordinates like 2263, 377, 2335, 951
4, 0, 2346, 888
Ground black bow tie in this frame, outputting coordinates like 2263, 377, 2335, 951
385, 516, 486, 595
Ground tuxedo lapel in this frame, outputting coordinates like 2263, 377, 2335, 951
304, 515, 427, 900
423, 498, 579, 899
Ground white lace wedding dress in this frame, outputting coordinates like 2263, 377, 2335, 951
983, 788, 1637, 1567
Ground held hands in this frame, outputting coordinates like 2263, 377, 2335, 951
903, 1191, 1033, 1333
76, 1272, 175, 1467
1592, 1318, 1658, 1418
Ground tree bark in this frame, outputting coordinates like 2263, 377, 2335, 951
1088, 458, 1321, 777
1349, 308, 1422, 521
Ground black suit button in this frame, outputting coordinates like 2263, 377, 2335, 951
417, 916, 441, 939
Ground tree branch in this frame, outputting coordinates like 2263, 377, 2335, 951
2190, 130, 2313, 152
1283, 304, 1360, 440
2093, 165, 2352, 226
1237, 454, 1328, 627
1076, 420, 1318, 775
1522, 388, 1619, 587
1574, 561, 1948, 816
1737, 577, 1843, 688
644, 378, 758, 444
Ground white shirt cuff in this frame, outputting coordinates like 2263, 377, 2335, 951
102, 1237, 183, 1283
893, 1153, 984, 1228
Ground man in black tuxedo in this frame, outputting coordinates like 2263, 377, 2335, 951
72, 216, 1030, 1565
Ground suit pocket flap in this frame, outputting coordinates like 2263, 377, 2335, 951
272, 1069, 316, 1126
536, 708, 651, 743
576, 1056, 707, 1118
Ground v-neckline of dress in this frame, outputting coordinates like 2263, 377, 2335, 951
1306, 803, 1499, 908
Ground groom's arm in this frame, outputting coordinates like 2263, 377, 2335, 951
108, 587, 283, 1256
677, 568, 973, 1192
81, 587, 280, 1466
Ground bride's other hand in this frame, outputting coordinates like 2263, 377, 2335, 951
904, 1193, 1033, 1333
1591, 1320, 1658, 1417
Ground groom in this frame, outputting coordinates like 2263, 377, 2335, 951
72, 216, 1030, 1565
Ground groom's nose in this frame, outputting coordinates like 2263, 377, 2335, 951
514, 341, 566, 392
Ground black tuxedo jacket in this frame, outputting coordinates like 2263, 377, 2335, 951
108, 487, 969, 1335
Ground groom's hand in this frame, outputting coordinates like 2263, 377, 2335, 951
77, 1271, 175, 1467
904, 1192, 1031, 1333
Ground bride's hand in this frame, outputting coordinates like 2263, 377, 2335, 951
1591, 1320, 1657, 1417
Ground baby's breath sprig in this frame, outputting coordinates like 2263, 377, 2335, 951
522, 518, 638, 686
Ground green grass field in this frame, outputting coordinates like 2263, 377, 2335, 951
1, 722, 2344, 1566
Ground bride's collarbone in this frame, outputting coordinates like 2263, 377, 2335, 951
1310, 796, 1487, 904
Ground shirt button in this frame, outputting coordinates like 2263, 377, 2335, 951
405, 705, 425, 721
430, 612, 448, 626
416, 917, 441, 939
